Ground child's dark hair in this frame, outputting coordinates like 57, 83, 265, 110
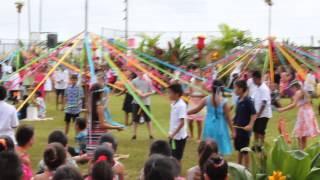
168, 83, 183, 96
23, 95, 28, 100
90, 83, 103, 127
144, 154, 175, 180
53, 165, 84, 180
44, 142, 67, 171
0, 135, 15, 152
212, 80, 224, 95
169, 157, 181, 178
0, 86, 7, 100
149, 140, 172, 157
129, 72, 137, 80
198, 139, 219, 178
92, 146, 114, 180
48, 130, 68, 147
0, 151, 23, 180
251, 70, 262, 79
75, 117, 87, 130
15, 124, 34, 147
234, 80, 248, 92
36, 91, 42, 97
70, 74, 78, 80
99, 133, 118, 152
204, 156, 228, 180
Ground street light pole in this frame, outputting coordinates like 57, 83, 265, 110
39, 0, 43, 33
27, 0, 31, 44
268, 5, 272, 37
124, 0, 128, 42
15, 0, 24, 46
264, 0, 273, 37
84, 0, 88, 36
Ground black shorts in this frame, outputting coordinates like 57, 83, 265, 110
253, 117, 269, 135
132, 104, 151, 123
65, 113, 79, 123
234, 135, 250, 152
56, 89, 65, 96
170, 138, 187, 160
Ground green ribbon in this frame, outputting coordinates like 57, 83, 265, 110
262, 52, 269, 76
104, 53, 167, 136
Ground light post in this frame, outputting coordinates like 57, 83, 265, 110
39, 0, 43, 33
123, 0, 129, 42
15, 0, 25, 45
84, 0, 89, 36
264, 0, 273, 37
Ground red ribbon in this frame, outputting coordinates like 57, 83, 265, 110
96, 155, 108, 163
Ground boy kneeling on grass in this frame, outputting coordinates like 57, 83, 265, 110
168, 83, 188, 163
233, 80, 257, 168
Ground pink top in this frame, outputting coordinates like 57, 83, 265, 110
20, 153, 33, 180
34, 73, 45, 97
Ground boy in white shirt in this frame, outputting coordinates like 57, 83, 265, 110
168, 83, 188, 162
304, 69, 316, 97
251, 71, 272, 149
0, 86, 19, 143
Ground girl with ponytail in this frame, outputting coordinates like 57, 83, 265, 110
86, 146, 115, 180
188, 80, 234, 155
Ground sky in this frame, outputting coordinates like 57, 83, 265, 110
0, 0, 319, 45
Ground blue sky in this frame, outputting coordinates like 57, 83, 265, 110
0, 0, 319, 45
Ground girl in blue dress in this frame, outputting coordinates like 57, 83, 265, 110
188, 80, 234, 155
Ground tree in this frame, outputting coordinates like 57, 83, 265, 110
137, 33, 163, 57
164, 37, 192, 65
206, 23, 254, 56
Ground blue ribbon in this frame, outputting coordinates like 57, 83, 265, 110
84, 37, 96, 84
0, 50, 19, 65
284, 44, 320, 64
104, 109, 126, 128
274, 46, 289, 71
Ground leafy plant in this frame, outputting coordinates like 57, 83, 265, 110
206, 23, 254, 57
234, 136, 320, 180
164, 37, 192, 65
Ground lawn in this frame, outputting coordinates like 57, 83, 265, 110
21, 92, 320, 179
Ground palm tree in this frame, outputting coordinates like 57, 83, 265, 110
165, 37, 192, 65
137, 33, 163, 56
207, 23, 253, 56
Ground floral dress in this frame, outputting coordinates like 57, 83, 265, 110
294, 97, 320, 138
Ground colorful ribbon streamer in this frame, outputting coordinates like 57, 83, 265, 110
104, 53, 167, 135
17, 36, 83, 111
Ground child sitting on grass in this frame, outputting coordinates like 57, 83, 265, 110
34, 143, 67, 180
38, 130, 78, 174
68, 117, 87, 157
85, 146, 115, 180
99, 133, 125, 180
203, 156, 228, 180
15, 124, 35, 180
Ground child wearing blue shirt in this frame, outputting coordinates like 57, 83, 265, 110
68, 117, 87, 157
233, 80, 257, 168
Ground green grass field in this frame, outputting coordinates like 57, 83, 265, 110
21, 93, 320, 179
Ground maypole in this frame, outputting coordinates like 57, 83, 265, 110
268, 38, 275, 83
